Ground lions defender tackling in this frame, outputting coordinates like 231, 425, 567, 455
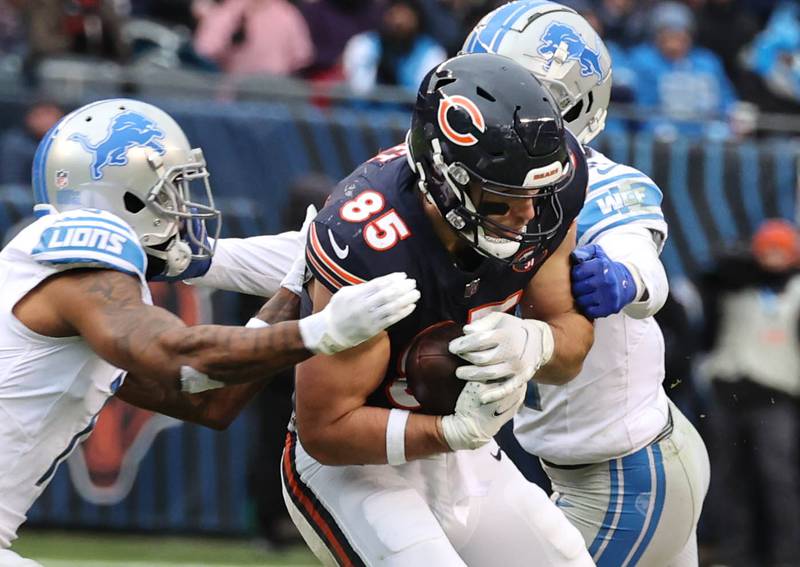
0, 99, 419, 566
460, 2, 710, 566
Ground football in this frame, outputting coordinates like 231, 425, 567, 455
405, 321, 467, 415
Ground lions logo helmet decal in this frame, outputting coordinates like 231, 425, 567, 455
538, 22, 604, 80
437, 95, 485, 147
69, 111, 167, 180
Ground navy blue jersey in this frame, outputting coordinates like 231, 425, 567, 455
306, 144, 585, 410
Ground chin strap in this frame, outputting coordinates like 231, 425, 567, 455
414, 137, 522, 261
146, 237, 193, 278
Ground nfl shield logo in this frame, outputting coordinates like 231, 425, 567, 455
55, 169, 69, 189
464, 278, 481, 298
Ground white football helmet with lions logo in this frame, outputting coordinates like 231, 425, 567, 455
463, 1, 612, 144
32, 98, 221, 277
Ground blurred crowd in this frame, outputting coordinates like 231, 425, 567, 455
653, 219, 800, 566
0, 1, 800, 138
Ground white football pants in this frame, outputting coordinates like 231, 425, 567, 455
281, 431, 594, 567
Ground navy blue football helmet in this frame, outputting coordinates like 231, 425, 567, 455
407, 52, 586, 266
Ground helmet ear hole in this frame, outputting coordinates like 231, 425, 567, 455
476, 86, 496, 102
124, 191, 146, 213
586, 91, 594, 114
432, 77, 456, 91
563, 99, 583, 123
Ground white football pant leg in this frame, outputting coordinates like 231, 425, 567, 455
283, 431, 593, 567
545, 401, 709, 567
282, 432, 466, 567
454, 442, 594, 567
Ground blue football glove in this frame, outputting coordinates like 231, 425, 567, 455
570, 244, 637, 319
150, 215, 212, 282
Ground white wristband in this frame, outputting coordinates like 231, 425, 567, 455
246, 317, 270, 329
386, 409, 410, 466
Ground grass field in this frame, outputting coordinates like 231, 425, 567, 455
12, 530, 320, 567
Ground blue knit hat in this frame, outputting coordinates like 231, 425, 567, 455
650, 1, 695, 36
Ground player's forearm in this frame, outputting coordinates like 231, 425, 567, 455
535, 312, 594, 385
129, 286, 308, 383
154, 320, 310, 384
63, 269, 310, 383
117, 373, 265, 430
596, 227, 669, 319
253, 287, 302, 325
297, 406, 449, 466
118, 289, 302, 426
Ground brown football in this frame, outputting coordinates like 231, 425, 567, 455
405, 321, 467, 415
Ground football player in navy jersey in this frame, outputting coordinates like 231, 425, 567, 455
283, 53, 595, 566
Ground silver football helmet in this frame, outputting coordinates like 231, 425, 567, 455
32, 98, 221, 277
463, 1, 612, 145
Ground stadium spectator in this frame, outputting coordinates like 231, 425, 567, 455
415, 0, 498, 56
0, 0, 22, 56
342, 0, 446, 94
699, 219, 800, 567
193, 0, 313, 76
0, 100, 64, 186
129, 0, 198, 31
742, 0, 786, 25
627, 1, 739, 139
747, 2, 800, 107
298, 0, 385, 80
19, 0, 130, 74
595, 0, 650, 47
693, 0, 760, 93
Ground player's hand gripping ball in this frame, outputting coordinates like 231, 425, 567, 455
405, 322, 467, 415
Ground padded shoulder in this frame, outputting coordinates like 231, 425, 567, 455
29, 208, 147, 279
578, 151, 668, 248
307, 193, 416, 292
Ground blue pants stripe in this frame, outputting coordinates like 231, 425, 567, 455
626, 445, 667, 566
588, 459, 623, 558
591, 444, 667, 566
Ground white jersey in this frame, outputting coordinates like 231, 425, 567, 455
0, 209, 151, 548
515, 149, 671, 465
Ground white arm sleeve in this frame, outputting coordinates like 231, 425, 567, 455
187, 231, 302, 298
594, 225, 669, 319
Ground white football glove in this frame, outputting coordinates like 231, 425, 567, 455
448, 312, 554, 404
299, 272, 420, 355
280, 204, 317, 296
440, 380, 526, 451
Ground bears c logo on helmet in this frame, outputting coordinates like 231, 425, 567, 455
437, 95, 485, 146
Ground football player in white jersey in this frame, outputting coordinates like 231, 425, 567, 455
452, 2, 710, 566
0, 99, 420, 567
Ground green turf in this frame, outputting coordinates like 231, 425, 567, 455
12, 529, 319, 566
